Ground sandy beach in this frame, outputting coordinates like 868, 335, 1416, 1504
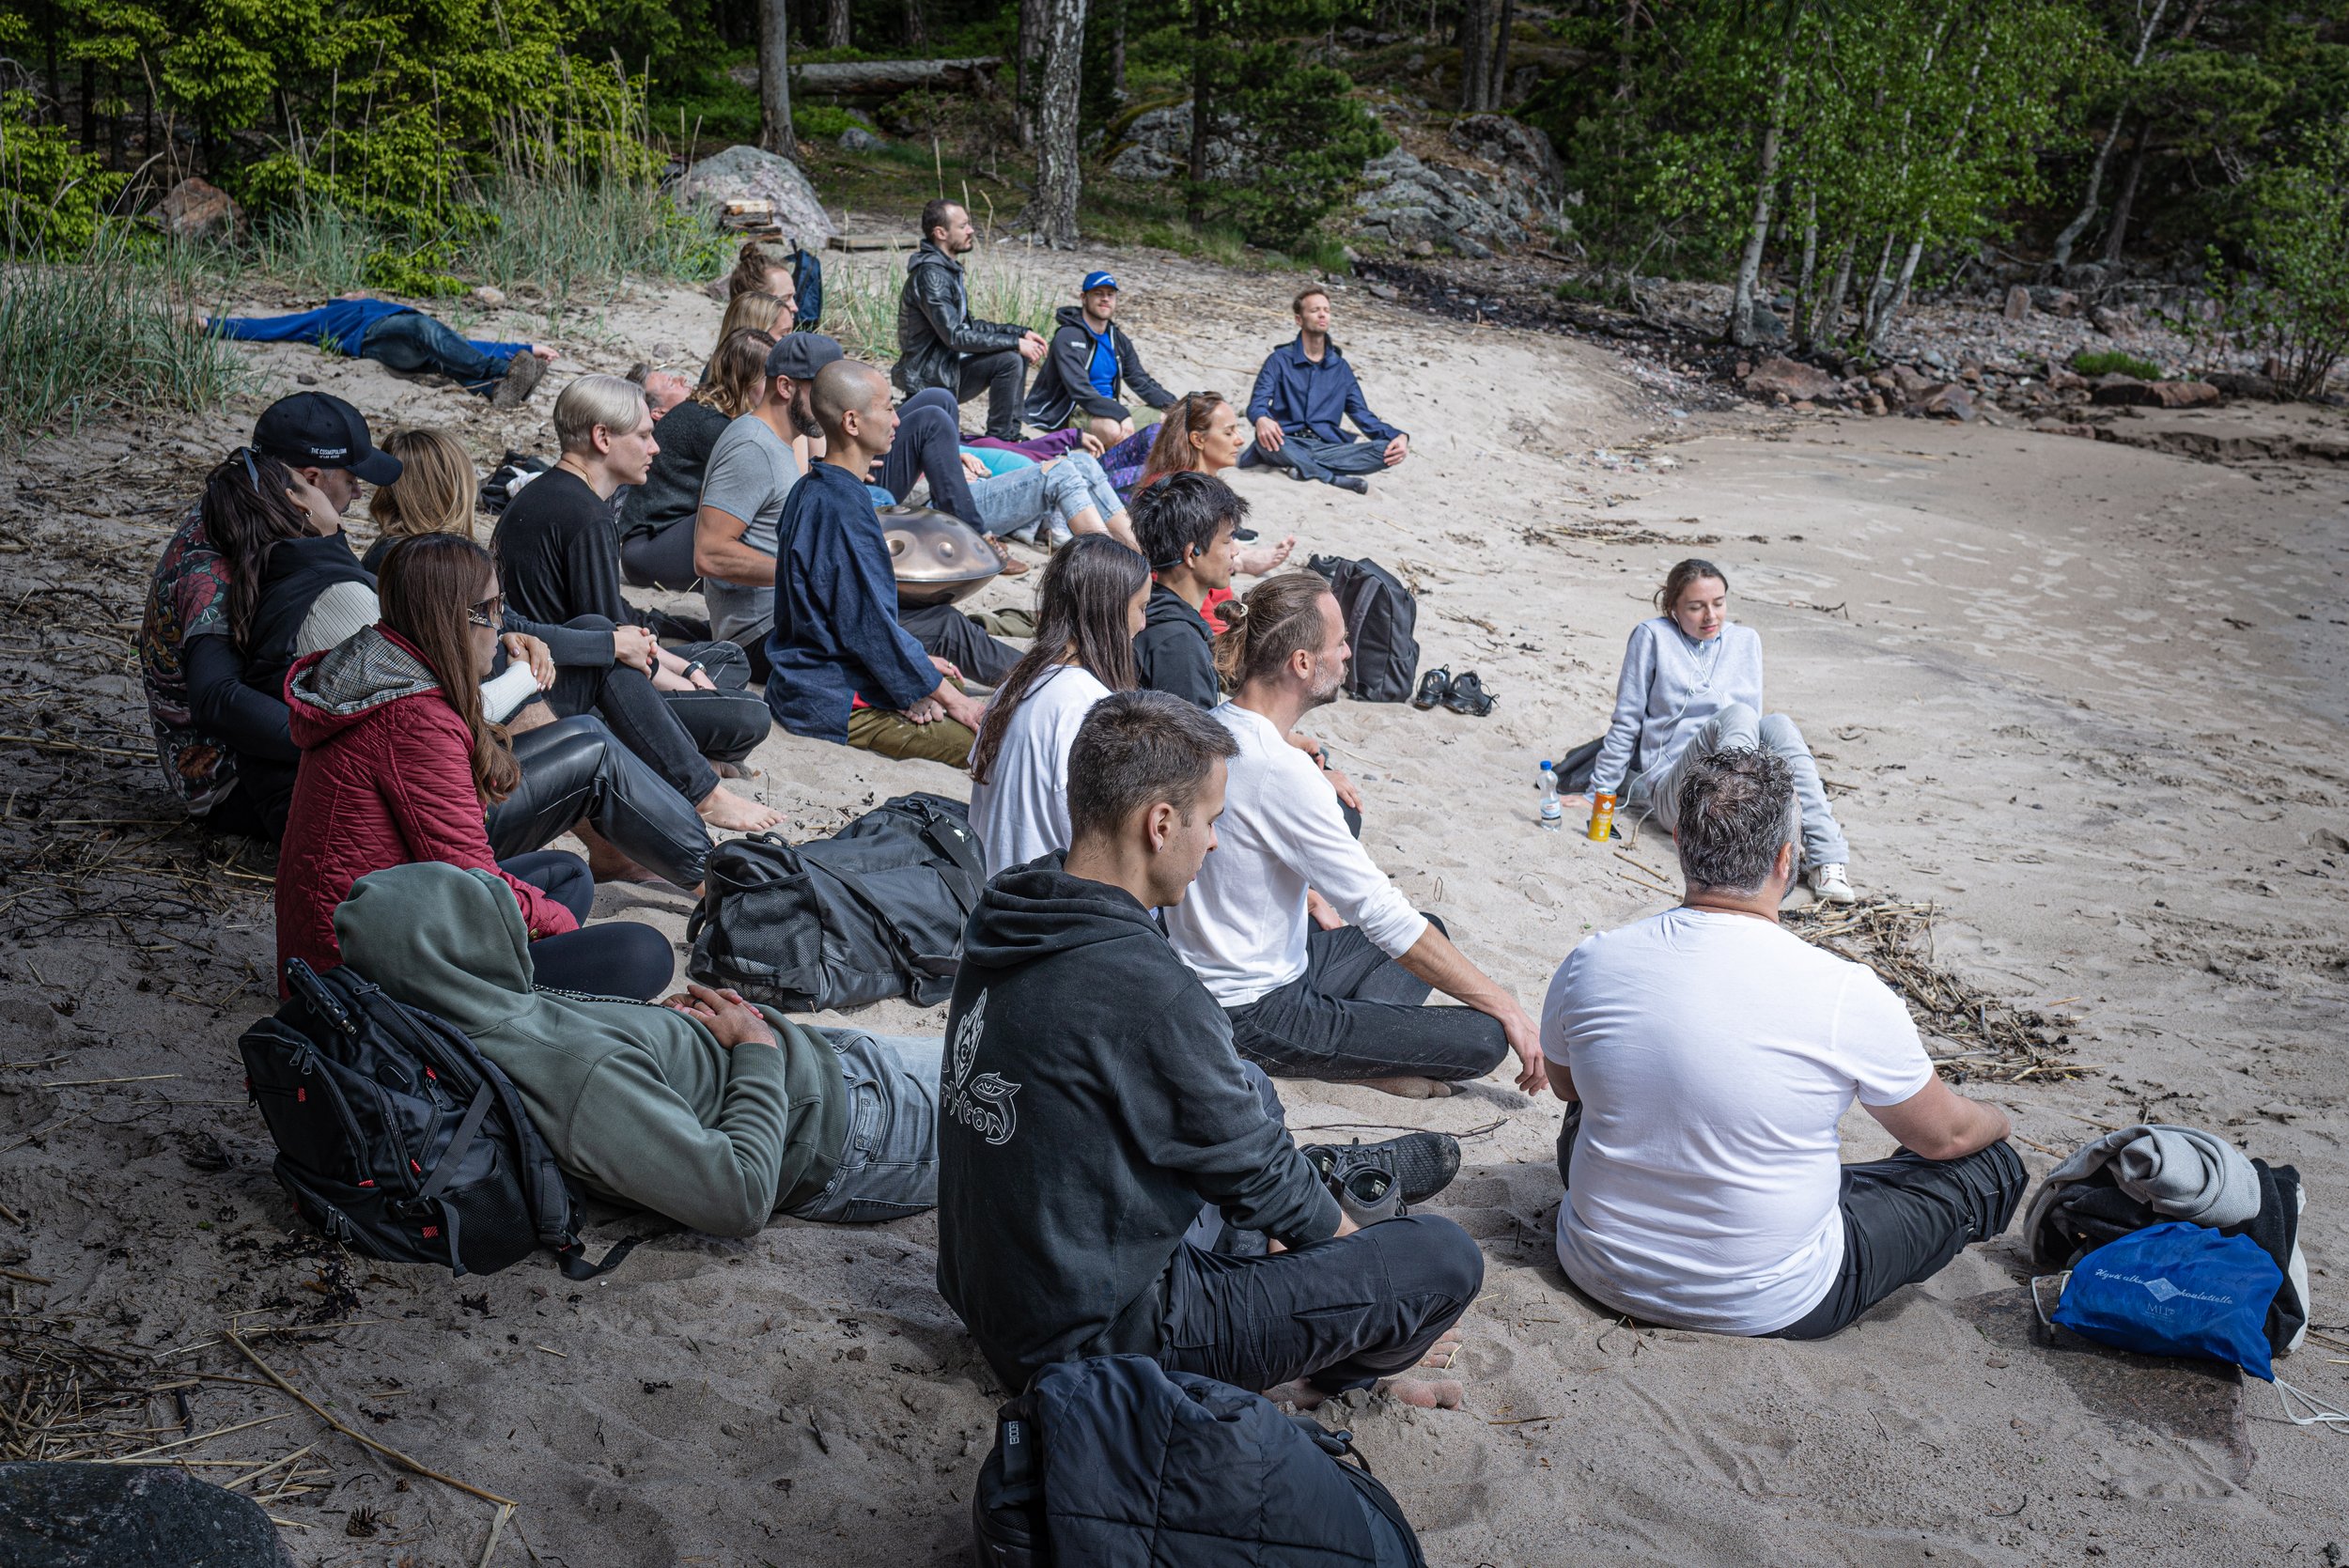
2, 246, 2344, 1565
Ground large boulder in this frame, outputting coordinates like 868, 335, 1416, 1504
1445, 114, 1567, 227
1745, 354, 1841, 403
1103, 102, 1248, 183
0, 1462, 298, 1568
673, 145, 837, 251
157, 178, 239, 243
2091, 375, 2220, 409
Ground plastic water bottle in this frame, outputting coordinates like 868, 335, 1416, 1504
1536, 761, 1563, 831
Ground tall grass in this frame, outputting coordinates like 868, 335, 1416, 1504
818, 250, 1057, 363
0, 225, 246, 451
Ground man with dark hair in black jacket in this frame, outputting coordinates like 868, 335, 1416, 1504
1023, 271, 1177, 445
938, 690, 1483, 1408
1129, 472, 1243, 711
894, 201, 1048, 442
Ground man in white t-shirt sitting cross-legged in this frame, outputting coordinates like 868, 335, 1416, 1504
1162, 572, 1544, 1100
1541, 746, 2024, 1340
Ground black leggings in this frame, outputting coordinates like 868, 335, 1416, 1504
484, 716, 710, 890
499, 850, 675, 1000
618, 520, 701, 593
537, 629, 767, 803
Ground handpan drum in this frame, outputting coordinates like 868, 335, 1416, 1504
882, 505, 1002, 608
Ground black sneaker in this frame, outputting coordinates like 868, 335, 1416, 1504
1234, 526, 1260, 542
1300, 1132, 1462, 1206
1410, 666, 1453, 710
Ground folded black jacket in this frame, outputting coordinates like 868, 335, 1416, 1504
937, 861, 1340, 1389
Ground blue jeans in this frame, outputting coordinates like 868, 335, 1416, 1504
363, 311, 511, 396
787, 1031, 942, 1223
963, 453, 1124, 542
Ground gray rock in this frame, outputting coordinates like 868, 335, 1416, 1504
1749, 303, 1788, 343
1745, 354, 1839, 403
673, 144, 837, 251
2003, 285, 2032, 321
0, 1462, 298, 1567
1446, 114, 1567, 224
1104, 103, 1248, 183
470, 285, 507, 308
839, 126, 885, 153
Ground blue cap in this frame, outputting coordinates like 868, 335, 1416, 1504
1081, 271, 1118, 294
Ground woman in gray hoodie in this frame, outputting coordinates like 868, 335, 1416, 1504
1591, 558, 1857, 905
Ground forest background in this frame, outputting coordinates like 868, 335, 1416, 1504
5, 0, 2349, 437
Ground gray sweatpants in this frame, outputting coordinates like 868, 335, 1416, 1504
1626, 702, 1851, 869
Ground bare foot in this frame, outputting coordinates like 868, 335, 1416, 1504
698, 785, 783, 831
1418, 1328, 1464, 1372
1346, 1076, 1455, 1099
709, 759, 756, 780
1378, 1377, 1464, 1409
1235, 534, 1298, 577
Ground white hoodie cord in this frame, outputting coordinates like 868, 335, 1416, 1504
2274, 1379, 2349, 1431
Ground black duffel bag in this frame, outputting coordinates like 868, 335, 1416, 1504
686, 792, 984, 1013
1308, 554, 1420, 703
974, 1354, 1425, 1567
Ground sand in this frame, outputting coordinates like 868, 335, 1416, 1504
2, 246, 2345, 1566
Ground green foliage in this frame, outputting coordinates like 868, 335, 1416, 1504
2204, 122, 2349, 398
1, 92, 128, 254
1186, 45, 1388, 253
794, 102, 858, 139
2070, 349, 2161, 380
1, 225, 244, 447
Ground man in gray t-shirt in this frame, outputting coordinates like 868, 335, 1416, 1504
695, 334, 841, 664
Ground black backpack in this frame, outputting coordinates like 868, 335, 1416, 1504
686, 792, 984, 1014
973, 1356, 1425, 1567
238, 959, 640, 1280
1308, 555, 1420, 704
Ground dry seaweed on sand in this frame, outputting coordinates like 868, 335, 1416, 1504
1781, 898, 2082, 1083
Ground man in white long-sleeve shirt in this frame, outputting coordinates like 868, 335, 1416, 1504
1162, 573, 1545, 1097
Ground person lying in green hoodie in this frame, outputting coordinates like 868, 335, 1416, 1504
332, 861, 942, 1234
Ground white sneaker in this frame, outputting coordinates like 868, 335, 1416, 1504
1808, 863, 1857, 906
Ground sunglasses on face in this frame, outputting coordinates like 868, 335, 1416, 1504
467, 593, 504, 630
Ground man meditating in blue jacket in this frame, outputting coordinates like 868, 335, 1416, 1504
1239, 287, 1408, 494
206, 297, 556, 409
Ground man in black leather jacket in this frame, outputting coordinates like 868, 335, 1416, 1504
893, 198, 1047, 441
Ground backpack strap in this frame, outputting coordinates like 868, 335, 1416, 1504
556, 1226, 667, 1281
414, 1083, 496, 1205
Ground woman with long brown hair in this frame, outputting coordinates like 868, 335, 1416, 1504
967, 536, 1151, 878
1129, 391, 1294, 629
275, 535, 705, 998
620, 326, 779, 592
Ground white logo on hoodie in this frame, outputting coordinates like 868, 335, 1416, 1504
944, 988, 1021, 1146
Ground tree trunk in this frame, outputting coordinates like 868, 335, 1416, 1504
1187, 0, 1212, 226
1807, 236, 1854, 351
80, 55, 97, 152
1726, 43, 1795, 346
1458, 0, 1486, 113
758, 0, 794, 156
1869, 238, 1925, 353
1109, 0, 1127, 101
904, 0, 926, 50
1614, 0, 1641, 100
1790, 184, 1817, 338
1016, 0, 1043, 147
825, 0, 851, 51
1034, 0, 1089, 248
2050, 0, 2170, 271
1487, 0, 1516, 109
2102, 118, 2150, 266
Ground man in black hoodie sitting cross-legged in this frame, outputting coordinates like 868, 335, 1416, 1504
938, 690, 1484, 1408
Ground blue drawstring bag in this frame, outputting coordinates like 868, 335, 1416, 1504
2046, 1222, 2281, 1380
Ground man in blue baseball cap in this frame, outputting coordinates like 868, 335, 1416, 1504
1023, 270, 1178, 447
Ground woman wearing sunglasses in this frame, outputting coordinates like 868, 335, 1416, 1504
274, 534, 707, 1000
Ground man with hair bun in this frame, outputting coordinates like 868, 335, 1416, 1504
1540, 746, 2023, 1341
1163, 572, 1541, 1098
765, 360, 989, 766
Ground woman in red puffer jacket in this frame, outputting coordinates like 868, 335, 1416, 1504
274, 534, 678, 999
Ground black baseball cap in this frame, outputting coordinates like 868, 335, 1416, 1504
252, 392, 401, 486
766, 333, 845, 383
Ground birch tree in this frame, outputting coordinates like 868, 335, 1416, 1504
1033, 0, 1090, 247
